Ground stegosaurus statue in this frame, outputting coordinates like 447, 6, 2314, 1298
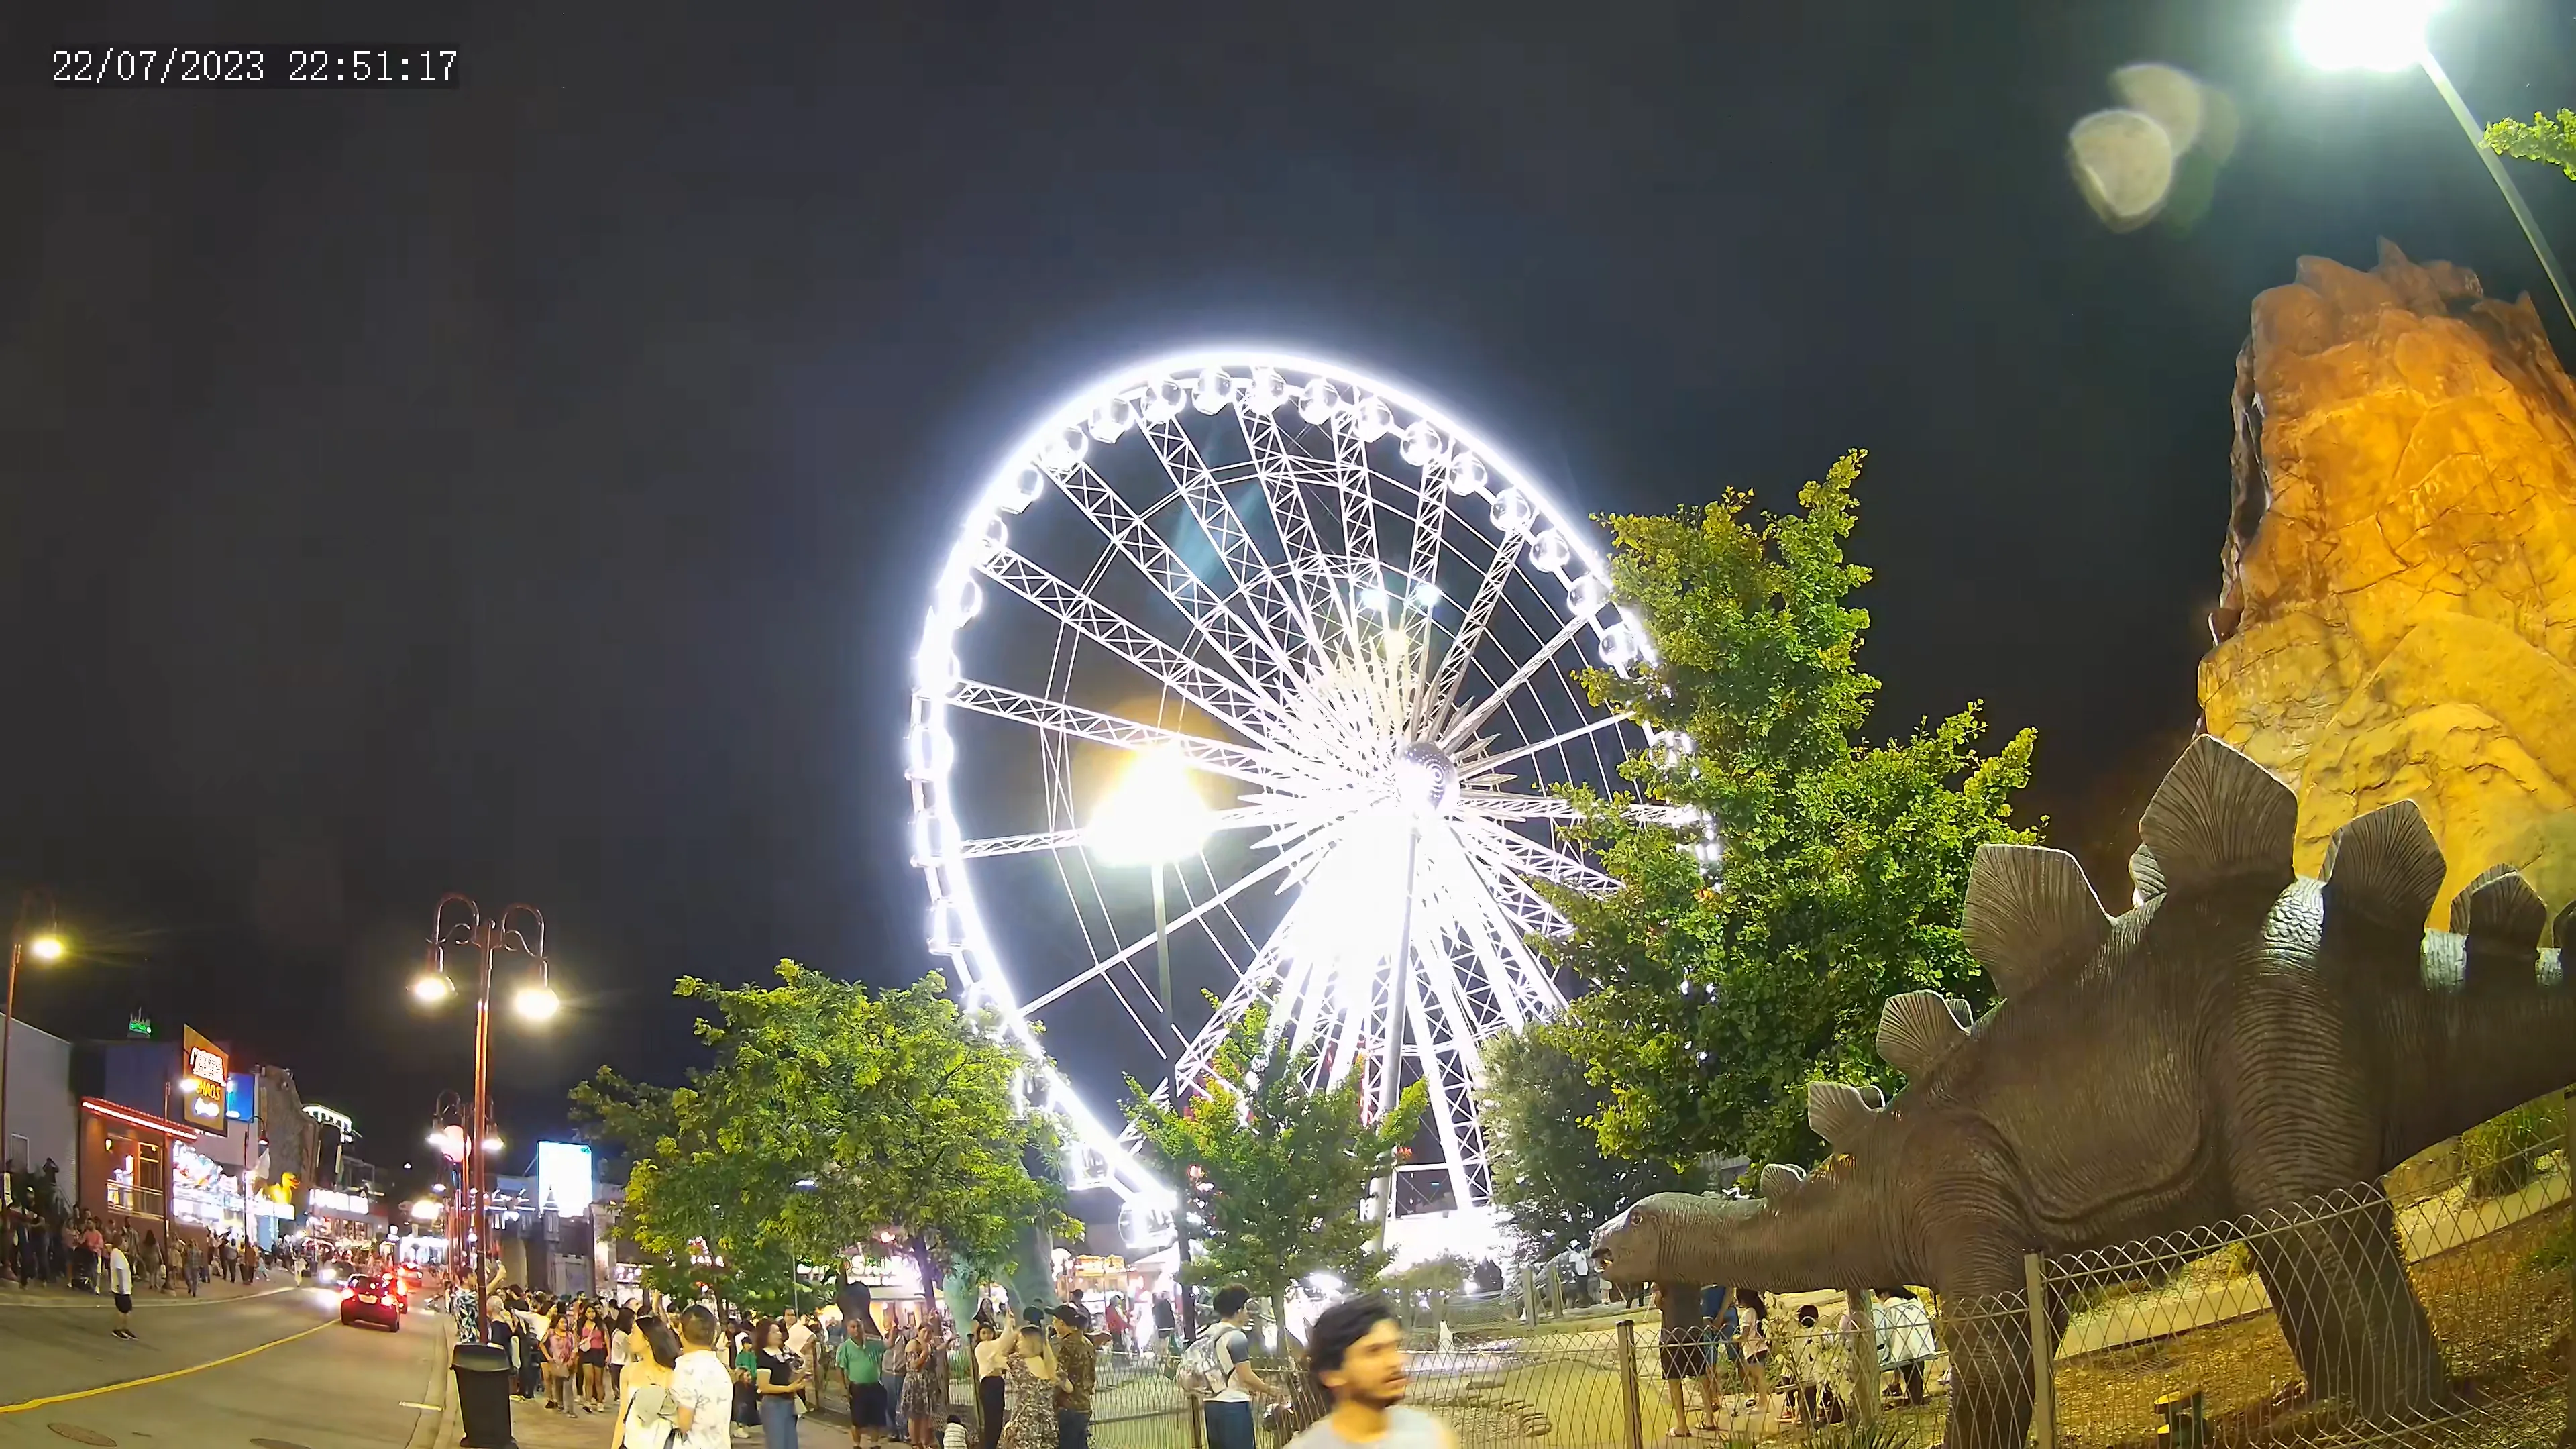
1592, 735, 2576, 1449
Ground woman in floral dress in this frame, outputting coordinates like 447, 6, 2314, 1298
901, 1312, 954, 1448
1001, 1326, 1057, 1449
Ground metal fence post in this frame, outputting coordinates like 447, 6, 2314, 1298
1617, 1318, 1646, 1449
2562, 1087, 2575, 1449
1846, 1288, 1880, 1430
2025, 1252, 2056, 1449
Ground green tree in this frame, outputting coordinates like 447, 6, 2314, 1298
2487, 110, 2576, 181
1124, 997, 1425, 1343
1477, 1024, 1703, 1257
574, 963, 1066, 1308
1540, 451, 2038, 1169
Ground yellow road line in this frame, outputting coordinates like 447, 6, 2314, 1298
0, 1320, 333, 1413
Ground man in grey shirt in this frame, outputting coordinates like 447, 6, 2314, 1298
1287, 1297, 1454, 1448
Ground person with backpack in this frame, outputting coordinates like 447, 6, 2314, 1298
1179, 1285, 1281, 1449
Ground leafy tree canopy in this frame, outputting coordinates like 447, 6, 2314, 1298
2487, 109, 2576, 182
1124, 996, 1424, 1338
574, 963, 1065, 1305
1539, 451, 2038, 1169
1477, 1023, 1703, 1258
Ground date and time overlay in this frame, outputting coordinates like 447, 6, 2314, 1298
54, 46, 460, 87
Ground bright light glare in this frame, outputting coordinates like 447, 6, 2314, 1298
411, 973, 453, 1004
514, 983, 560, 1021
2294, 0, 2441, 71
409, 1199, 441, 1223
1087, 748, 1214, 867
482, 1134, 504, 1155
25, 934, 64, 963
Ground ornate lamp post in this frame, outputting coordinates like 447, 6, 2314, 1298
410, 896, 555, 1316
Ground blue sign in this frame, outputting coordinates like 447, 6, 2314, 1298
225, 1073, 255, 1123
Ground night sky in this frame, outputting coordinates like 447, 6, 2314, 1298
5, 3, 2573, 1197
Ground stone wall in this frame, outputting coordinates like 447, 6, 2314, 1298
2200, 241, 2576, 920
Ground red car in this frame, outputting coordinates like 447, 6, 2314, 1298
339, 1273, 405, 1331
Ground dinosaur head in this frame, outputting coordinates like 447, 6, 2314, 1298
1591, 1191, 1762, 1289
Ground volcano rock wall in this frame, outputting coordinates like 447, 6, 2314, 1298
2200, 241, 2576, 919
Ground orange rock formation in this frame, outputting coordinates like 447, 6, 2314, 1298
2200, 241, 2576, 920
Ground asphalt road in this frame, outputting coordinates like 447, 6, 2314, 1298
0, 1285, 447, 1449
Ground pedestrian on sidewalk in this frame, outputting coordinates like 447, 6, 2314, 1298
545, 1308, 581, 1415
1283, 1295, 1456, 1448
669, 1306, 735, 1449
105, 1232, 136, 1339
610, 1305, 636, 1407
901, 1311, 955, 1449
750, 1319, 808, 1449
883, 1313, 912, 1444
1002, 1322, 1057, 1449
614, 1316, 682, 1449
1048, 1305, 1094, 1449
839, 1307, 889, 1449
972, 1320, 1006, 1449
582, 1302, 613, 1410
1189, 1285, 1282, 1449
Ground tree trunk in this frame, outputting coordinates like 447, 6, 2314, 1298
1270, 1291, 1294, 1352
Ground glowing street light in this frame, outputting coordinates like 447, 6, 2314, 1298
1086, 747, 1214, 1038
25, 935, 62, 964
513, 983, 561, 1022
412, 895, 553, 1316
2294, 0, 2576, 329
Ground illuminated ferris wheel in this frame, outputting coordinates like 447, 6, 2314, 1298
902, 350, 1690, 1239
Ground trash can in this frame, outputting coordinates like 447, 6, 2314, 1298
452, 1342, 517, 1449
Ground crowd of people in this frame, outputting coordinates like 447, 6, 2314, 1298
439, 1275, 1474, 1449
1650, 1283, 1940, 1439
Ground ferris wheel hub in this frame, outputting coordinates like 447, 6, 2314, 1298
1391, 741, 1457, 818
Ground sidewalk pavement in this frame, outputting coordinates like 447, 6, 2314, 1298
0, 1273, 301, 1308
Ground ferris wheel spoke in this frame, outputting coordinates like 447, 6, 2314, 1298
1404, 968, 1484, 1211
1452, 790, 1699, 826
1413, 526, 1523, 733
1020, 839, 1320, 1014
949, 680, 1280, 788
1438, 610, 1594, 751
1236, 407, 1335, 647
1051, 462, 1300, 698
1460, 713, 1633, 781
1136, 417, 1309, 678
1456, 818, 1619, 894
956, 803, 1299, 861
1328, 419, 1379, 580
977, 547, 1285, 735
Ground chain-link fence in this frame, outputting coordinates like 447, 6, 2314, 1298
2039, 1121, 2571, 1449
829, 1104, 2575, 1449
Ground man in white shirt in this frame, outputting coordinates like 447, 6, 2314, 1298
1199, 1285, 1282, 1449
105, 1235, 136, 1340
669, 1305, 737, 1449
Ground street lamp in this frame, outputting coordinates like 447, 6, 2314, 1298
1086, 747, 1214, 1040
411, 894, 553, 1318
3, 888, 68, 1279
1087, 747, 1214, 1336
2295, 0, 2576, 329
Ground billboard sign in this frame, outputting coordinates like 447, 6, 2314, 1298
180, 1028, 227, 1125
535, 1141, 593, 1216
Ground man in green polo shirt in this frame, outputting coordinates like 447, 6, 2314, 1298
837, 1318, 890, 1448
